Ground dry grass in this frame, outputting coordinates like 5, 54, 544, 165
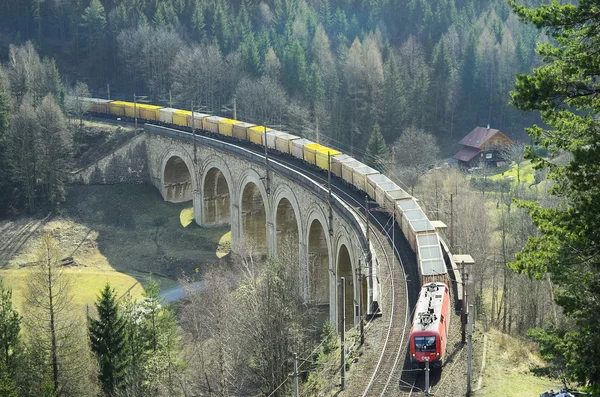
474, 329, 558, 397
2, 184, 231, 314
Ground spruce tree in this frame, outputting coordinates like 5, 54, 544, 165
0, 72, 13, 217
0, 280, 20, 394
89, 284, 128, 396
509, 0, 600, 387
364, 123, 388, 172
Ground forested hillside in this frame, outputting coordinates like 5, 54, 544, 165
0, 0, 543, 155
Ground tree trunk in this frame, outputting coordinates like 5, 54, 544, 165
47, 245, 59, 393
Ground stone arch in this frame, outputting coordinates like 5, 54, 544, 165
160, 148, 196, 203
201, 157, 234, 226
305, 206, 333, 325
272, 185, 303, 265
335, 232, 357, 331
238, 169, 270, 255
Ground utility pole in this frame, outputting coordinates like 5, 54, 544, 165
169, 90, 172, 108
467, 304, 474, 397
461, 261, 466, 344
365, 195, 373, 314
365, 195, 370, 244
316, 117, 320, 144
340, 277, 346, 390
328, 152, 333, 236
358, 260, 364, 345
450, 193, 454, 252
264, 124, 270, 194
293, 353, 299, 397
233, 97, 237, 120
107, 83, 110, 100
134, 94, 148, 132
191, 101, 197, 164
425, 360, 430, 396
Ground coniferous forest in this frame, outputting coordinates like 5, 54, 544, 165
0, 0, 543, 156
4, 0, 600, 395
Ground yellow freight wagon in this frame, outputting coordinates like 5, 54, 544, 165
91, 100, 112, 114
204, 116, 225, 133
248, 126, 271, 145
218, 118, 237, 137
173, 110, 191, 127
315, 147, 341, 171
303, 143, 327, 166
81, 98, 111, 114
109, 101, 133, 117
233, 121, 255, 141
190, 112, 210, 129
137, 104, 162, 121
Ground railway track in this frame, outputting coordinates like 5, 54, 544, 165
271, 155, 413, 397
149, 123, 420, 396
91, 118, 423, 395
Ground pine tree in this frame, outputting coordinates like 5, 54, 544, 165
89, 284, 128, 396
0, 280, 21, 392
0, 71, 14, 217
509, 0, 600, 387
81, 0, 107, 76
364, 122, 388, 172
284, 39, 308, 95
382, 52, 406, 143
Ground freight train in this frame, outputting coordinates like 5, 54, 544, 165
80, 96, 452, 367
409, 282, 451, 369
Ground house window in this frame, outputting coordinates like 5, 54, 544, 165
486, 153, 493, 159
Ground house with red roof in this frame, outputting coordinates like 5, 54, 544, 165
452, 125, 514, 168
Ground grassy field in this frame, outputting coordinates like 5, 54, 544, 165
488, 160, 536, 185
2, 184, 231, 313
0, 267, 144, 315
474, 329, 558, 397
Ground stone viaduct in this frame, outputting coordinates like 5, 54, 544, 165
74, 124, 380, 331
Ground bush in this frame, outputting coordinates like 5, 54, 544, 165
470, 177, 510, 193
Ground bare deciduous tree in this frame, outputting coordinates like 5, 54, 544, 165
65, 81, 91, 127
392, 126, 440, 194
23, 234, 97, 396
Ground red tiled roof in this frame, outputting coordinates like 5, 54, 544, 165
452, 146, 480, 162
459, 126, 507, 149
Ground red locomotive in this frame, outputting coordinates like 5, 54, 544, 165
409, 282, 451, 369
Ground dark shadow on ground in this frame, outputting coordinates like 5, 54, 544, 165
64, 184, 230, 286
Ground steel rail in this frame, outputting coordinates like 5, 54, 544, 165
121, 121, 415, 396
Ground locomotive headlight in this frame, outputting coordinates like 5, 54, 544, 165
436, 353, 440, 359
412, 354, 416, 359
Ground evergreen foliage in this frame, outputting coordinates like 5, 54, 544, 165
364, 123, 388, 172
509, 0, 600, 389
0, 71, 14, 218
0, 280, 21, 394
89, 283, 128, 396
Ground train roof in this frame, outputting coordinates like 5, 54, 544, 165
234, 121, 256, 128
159, 107, 180, 113
79, 97, 112, 103
368, 174, 392, 185
413, 283, 448, 333
417, 232, 445, 276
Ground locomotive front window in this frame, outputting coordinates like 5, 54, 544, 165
414, 336, 436, 352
